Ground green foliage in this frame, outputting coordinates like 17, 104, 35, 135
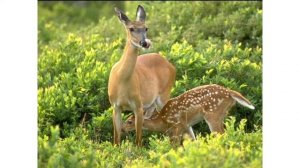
38, 31, 123, 136
38, 118, 262, 167
38, 1, 262, 167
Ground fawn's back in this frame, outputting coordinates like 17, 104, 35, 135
158, 84, 254, 129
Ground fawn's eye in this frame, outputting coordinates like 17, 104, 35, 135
127, 120, 133, 124
129, 28, 134, 32
145, 28, 148, 31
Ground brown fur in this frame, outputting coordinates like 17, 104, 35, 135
108, 6, 176, 146
122, 84, 254, 145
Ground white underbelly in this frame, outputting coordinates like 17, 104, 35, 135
115, 97, 157, 112
187, 112, 204, 127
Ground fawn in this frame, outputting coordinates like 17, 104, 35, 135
122, 84, 255, 144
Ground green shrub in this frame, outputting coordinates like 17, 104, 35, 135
38, 118, 262, 167
38, 2, 262, 167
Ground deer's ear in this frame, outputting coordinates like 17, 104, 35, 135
115, 7, 130, 24
136, 5, 146, 22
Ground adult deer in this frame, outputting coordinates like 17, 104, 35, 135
122, 84, 255, 145
108, 5, 176, 146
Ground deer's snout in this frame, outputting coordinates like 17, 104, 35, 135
140, 39, 151, 48
121, 127, 125, 133
121, 123, 127, 133
140, 41, 148, 47
121, 121, 136, 133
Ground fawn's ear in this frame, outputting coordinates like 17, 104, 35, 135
136, 5, 146, 22
115, 7, 130, 24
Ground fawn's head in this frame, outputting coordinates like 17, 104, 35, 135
115, 5, 151, 49
122, 115, 136, 133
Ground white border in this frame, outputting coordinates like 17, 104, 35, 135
0, 0, 37, 167
264, 0, 300, 167
1, 0, 300, 167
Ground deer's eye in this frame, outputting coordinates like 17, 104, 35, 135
127, 120, 133, 125
129, 28, 134, 32
145, 28, 148, 31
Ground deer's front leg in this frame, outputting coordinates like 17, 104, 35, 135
171, 125, 183, 146
113, 106, 122, 145
134, 106, 144, 147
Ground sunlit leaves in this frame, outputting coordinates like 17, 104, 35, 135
39, 118, 262, 167
38, 2, 262, 167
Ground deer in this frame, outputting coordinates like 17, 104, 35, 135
122, 84, 255, 145
108, 5, 181, 146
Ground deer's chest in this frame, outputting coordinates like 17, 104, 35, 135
112, 88, 138, 111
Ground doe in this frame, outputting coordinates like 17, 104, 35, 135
108, 5, 176, 146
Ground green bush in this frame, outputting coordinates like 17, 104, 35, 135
38, 1, 262, 167
38, 117, 262, 167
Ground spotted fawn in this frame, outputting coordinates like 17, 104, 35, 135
122, 84, 255, 144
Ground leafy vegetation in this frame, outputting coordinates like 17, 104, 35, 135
39, 117, 262, 167
38, 1, 262, 167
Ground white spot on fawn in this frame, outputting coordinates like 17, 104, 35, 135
217, 98, 224, 106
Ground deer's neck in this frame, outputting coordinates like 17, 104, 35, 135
118, 39, 139, 80
144, 116, 168, 132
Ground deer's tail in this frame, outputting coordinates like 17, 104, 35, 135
229, 90, 255, 110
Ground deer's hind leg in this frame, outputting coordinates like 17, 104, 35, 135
204, 100, 235, 134
184, 126, 196, 140
144, 96, 165, 119
204, 114, 226, 134
143, 105, 156, 119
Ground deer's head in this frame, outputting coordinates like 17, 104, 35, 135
122, 115, 136, 133
115, 5, 151, 49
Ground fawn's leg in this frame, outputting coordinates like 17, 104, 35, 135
204, 115, 225, 134
185, 126, 196, 140
171, 125, 184, 146
204, 101, 235, 134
